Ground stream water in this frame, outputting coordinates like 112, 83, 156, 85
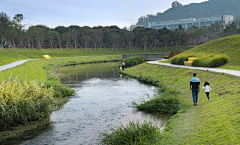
9, 62, 171, 145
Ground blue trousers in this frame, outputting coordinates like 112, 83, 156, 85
192, 89, 198, 103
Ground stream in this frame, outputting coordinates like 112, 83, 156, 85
10, 62, 171, 145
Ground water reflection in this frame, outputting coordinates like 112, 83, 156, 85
11, 62, 171, 145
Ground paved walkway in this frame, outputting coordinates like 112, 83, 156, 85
148, 60, 240, 77
0, 60, 33, 72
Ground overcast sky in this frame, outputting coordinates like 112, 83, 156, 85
1, 0, 207, 29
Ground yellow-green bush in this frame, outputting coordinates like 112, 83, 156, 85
192, 55, 229, 67
170, 55, 193, 65
0, 76, 54, 130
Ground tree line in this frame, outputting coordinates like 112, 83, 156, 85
0, 12, 240, 52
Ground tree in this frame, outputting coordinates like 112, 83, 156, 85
61, 32, 71, 49
46, 30, 59, 50
0, 12, 11, 48
70, 29, 80, 49
224, 22, 237, 36
172, 30, 181, 49
90, 29, 98, 51
81, 29, 91, 51
13, 14, 24, 23
172, 1, 182, 8
149, 29, 159, 51
124, 31, 135, 51
34, 28, 45, 49
161, 34, 170, 51
182, 32, 190, 49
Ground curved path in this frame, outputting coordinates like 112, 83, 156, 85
0, 60, 33, 72
1, 59, 239, 77
148, 60, 240, 77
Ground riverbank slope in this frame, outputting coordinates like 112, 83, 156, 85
122, 63, 240, 144
0, 46, 192, 66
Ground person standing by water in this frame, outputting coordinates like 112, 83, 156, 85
121, 61, 125, 71
190, 73, 200, 105
202, 82, 212, 101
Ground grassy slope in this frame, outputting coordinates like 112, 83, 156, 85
124, 63, 240, 144
0, 46, 193, 66
0, 55, 121, 82
165, 34, 240, 70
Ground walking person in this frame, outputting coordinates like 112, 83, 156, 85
190, 73, 200, 105
121, 61, 125, 71
202, 82, 212, 101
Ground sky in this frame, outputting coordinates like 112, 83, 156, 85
0, 0, 208, 29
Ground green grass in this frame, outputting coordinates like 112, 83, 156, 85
164, 34, 240, 70
0, 46, 192, 66
0, 55, 121, 142
122, 62, 240, 144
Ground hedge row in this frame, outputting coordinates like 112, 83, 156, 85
123, 56, 146, 68
192, 55, 229, 67
171, 54, 229, 67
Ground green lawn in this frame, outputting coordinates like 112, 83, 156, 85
123, 63, 240, 144
0, 46, 193, 66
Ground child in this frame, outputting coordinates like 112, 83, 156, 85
202, 82, 212, 101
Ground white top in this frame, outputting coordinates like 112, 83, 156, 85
202, 85, 212, 92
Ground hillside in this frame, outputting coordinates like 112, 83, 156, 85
137, 0, 240, 27
167, 34, 240, 70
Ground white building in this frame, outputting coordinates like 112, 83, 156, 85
148, 15, 234, 30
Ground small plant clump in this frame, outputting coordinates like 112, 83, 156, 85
123, 56, 146, 68
99, 121, 163, 145
0, 76, 54, 130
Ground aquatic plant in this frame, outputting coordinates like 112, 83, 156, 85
99, 121, 162, 145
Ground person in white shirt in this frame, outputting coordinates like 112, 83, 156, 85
202, 82, 212, 101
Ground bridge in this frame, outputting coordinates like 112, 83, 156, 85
122, 51, 183, 61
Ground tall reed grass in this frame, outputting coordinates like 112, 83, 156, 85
0, 76, 54, 130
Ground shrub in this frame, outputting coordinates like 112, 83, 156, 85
0, 76, 54, 130
192, 55, 229, 67
99, 121, 162, 145
43, 80, 75, 98
123, 56, 146, 68
170, 55, 192, 65
135, 89, 188, 114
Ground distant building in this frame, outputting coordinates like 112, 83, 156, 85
148, 15, 234, 30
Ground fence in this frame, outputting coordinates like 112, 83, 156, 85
122, 53, 170, 61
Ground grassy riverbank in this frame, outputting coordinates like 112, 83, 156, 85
121, 63, 240, 144
0, 55, 121, 142
0, 46, 192, 66
164, 34, 240, 70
